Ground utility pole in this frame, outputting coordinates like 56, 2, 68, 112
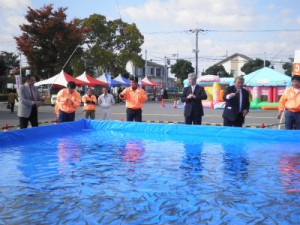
189, 28, 204, 78
164, 56, 169, 88
145, 49, 147, 77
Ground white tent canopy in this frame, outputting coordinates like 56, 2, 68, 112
76, 71, 108, 86
141, 76, 162, 87
35, 70, 87, 87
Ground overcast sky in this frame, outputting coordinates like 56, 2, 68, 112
1, 0, 300, 73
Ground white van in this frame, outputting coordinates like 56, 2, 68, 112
50, 94, 57, 106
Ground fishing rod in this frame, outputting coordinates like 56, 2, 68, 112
48, 44, 81, 90
264, 122, 285, 128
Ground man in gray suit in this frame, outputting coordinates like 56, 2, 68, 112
17, 75, 45, 129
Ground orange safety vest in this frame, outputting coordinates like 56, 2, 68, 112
119, 87, 147, 109
82, 94, 97, 111
278, 87, 300, 112
56, 88, 81, 113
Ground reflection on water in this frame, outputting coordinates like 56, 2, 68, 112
279, 153, 300, 193
119, 140, 145, 164
0, 131, 299, 224
57, 138, 82, 175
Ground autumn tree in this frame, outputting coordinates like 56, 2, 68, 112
202, 64, 230, 77
170, 59, 194, 82
78, 14, 144, 78
241, 58, 273, 75
15, 4, 88, 79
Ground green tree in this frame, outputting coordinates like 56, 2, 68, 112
282, 58, 293, 76
78, 15, 144, 78
15, 4, 88, 79
0, 51, 20, 75
170, 59, 194, 82
202, 64, 230, 77
241, 58, 272, 75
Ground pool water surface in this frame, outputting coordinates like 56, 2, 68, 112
0, 126, 299, 224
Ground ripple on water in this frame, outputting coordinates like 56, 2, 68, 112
0, 130, 299, 224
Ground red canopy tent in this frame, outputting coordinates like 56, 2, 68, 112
141, 77, 162, 87
76, 72, 108, 87
34, 70, 88, 87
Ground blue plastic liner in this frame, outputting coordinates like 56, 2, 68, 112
1, 119, 299, 147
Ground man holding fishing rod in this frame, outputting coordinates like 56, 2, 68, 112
222, 76, 250, 127
278, 75, 300, 130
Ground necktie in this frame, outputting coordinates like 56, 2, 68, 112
238, 89, 242, 112
29, 86, 35, 100
192, 86, 195, 93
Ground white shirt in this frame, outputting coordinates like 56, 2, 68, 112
98, 93, 115, 108
191, 85, 196, 93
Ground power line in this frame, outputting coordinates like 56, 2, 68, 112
209, 29, 300, 33
142, 28, 300, 35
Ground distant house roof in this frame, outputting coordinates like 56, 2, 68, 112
147, 60, 164, 67
215, 53, 253, 66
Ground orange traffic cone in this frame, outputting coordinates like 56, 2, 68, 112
161, 99, 165, 108
55, 117, 58, 124
261, 122, 265, 128
173, 100, 177, 108
3, 123, 8, 131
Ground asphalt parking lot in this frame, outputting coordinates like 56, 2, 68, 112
0, 100, 282, 130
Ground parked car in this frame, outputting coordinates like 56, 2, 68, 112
50, 94, 57, 106
166, 87, 178, 94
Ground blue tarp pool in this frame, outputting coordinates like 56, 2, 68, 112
0, 120, 299, 224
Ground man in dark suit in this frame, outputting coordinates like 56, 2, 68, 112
181, 73, 207, 125
222, 76, 250, 127
17, 75, 45, 129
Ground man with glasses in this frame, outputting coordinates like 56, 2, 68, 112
56, 81, 81, 123
17, 75, 45, 129
222, 76, 250, 127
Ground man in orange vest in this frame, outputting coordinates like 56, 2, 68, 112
82, 88, 97, 119
56, 81, 81, 123
119, 76, 147, 122
278, 75, 300, 129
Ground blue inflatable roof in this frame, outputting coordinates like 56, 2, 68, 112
244, 67, 291, 87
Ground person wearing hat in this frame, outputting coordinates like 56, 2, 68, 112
119, 76, 147, 122
278, 75, 300, 129
56, 81, 81, 123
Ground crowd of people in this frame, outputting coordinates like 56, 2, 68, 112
7, 73, 300, 130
